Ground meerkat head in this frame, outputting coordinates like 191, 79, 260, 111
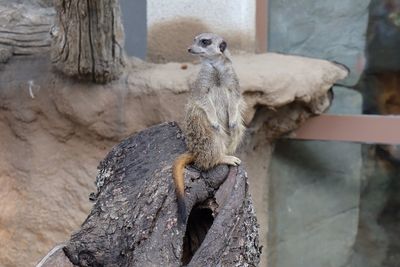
188, 33, 228, 61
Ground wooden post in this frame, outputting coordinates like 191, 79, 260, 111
51, 0, 125, 83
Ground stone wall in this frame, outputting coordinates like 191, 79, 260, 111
268, 87, 363, 267
269, 0, 371, 86
267, 1, 372, 266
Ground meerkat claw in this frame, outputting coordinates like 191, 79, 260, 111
220, 155, 241, 166
232, 156, 241, 166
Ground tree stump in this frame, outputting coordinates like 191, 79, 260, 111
40, 122, 260, 266
51, 0, 125, 83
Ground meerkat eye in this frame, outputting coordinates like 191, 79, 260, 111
200, 39, 212, 47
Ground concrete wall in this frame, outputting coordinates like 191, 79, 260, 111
147, 0, 256, 62
120, 0, 147, 59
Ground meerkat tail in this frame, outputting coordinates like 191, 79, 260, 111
172, 153, 194, 224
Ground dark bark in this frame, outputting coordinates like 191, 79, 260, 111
51, 0, 125, 83
55, 122, 261, 266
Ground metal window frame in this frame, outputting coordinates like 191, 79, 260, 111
291, 114, 400, 145
256, 0, 268, 53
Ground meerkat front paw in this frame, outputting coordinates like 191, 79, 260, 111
229, 121, 237, 129
220, 155, 241, 166
211, 122, 221, 132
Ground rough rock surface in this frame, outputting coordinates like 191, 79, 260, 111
366, 0, 400, 72
348, 1, 400, 265
50, 52, 347, 139
0, 3, 54, 57
269, 0, 371, 86
267, 87, 363, 267
0, 52, 346, 267
350, 143, 400, 267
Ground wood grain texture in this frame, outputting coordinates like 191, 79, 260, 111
0, 25, 51, 54
51, 0, 125, 83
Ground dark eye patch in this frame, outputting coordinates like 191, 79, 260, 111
200, 39, 212, 47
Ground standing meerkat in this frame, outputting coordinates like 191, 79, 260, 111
173, 33, 246, 223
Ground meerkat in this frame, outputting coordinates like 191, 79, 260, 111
173, 33, 246, 223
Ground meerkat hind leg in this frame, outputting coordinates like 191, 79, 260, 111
219, 155, 241, 166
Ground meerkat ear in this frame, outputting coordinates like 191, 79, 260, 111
219, 41, 227, 53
